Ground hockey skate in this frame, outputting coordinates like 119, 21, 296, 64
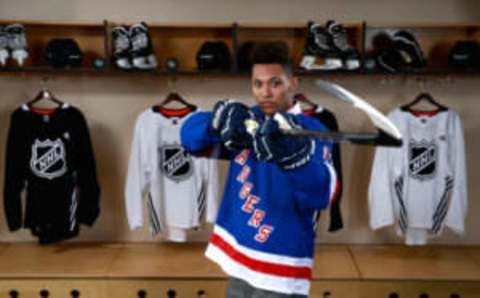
5, 24, 28, 67
300, 22, 343, 71
129, 22, 158, 70
0, 27, 9, 67
112, 26, 132, 70
327, 20, 360, 70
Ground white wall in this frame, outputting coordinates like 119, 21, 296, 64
0, 0, 480, 25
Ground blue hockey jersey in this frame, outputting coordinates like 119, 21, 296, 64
180, 105, 338, 295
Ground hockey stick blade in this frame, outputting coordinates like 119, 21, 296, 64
282, 128, 403, 147
313, 80, 403, 146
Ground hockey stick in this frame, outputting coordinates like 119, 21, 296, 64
281, 80, 403, 147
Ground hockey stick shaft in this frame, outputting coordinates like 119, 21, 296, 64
282, 128, 403, 147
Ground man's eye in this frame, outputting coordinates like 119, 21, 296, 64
272, 80, 283, 87
253, 81, 262, 88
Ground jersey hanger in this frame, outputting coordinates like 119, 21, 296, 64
159, 77, 196, 110
28, 88, 63, 108
28, 77, 63, 107
401, 92, 448, 112
160, 91, 196, 109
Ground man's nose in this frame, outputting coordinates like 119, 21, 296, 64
260, 85, 272, 97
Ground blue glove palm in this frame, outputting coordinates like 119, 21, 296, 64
210, 100, 254, 150
253, 113, 315, 169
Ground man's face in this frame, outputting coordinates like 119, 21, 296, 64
251, 64, 298, 116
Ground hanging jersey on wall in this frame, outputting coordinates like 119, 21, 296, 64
125, 106, 219, 242
303, 106, 344, 232
4, 103, 100, 244
368, 108, 467, 245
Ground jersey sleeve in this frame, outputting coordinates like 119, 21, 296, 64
288, 115, 339, 210
125, 114, 151, 230
320, 110, 344, 231
73, 109, 101, 226
180, 111, 234, 159
204, 157, 219, 223
181, 112, 220, 153
3, 110, 27, 231
368, 145, 397, 230
445, 112, 468, 234
368, 111, 399, 230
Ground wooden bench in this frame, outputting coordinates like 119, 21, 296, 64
0, 243, 479, 298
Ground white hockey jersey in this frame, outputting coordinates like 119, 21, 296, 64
125, 107, 218, 241
368, 108, 467, 245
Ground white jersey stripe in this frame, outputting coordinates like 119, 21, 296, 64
213, 225, 313, 267
206, 243, 310, 295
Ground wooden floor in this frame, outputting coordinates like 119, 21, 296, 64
0, 243, 479, 298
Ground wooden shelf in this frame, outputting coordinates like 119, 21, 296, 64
362, 68, 480, 76
0, 21, 107, 69
2, 67, 479, 78
1, 20, 480, 77
0, 67, 240, 76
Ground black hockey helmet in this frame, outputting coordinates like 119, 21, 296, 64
46, 38, 83, 68
449, 41, 480, 68
196, 41, 231, 71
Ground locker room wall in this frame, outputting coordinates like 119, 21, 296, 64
0, 0, 479, 244
0, 0, 480, 24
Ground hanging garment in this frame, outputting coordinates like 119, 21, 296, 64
125, 106, 219, 242
4, 103, 100, 244
303, 106, 344, 232
368, 108, 467, 245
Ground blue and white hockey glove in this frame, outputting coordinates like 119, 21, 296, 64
210, 100, 255, 151
253, 112, 315, 170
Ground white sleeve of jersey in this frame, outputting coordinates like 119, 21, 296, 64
445, 112, 468, 235
125, 115, 151, 230
205, 158, 219, 223
368, 111, 398, 230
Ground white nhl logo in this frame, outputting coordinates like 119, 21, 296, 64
30, 138, 67, 180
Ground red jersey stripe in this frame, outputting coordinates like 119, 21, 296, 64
210, 233, 312, 279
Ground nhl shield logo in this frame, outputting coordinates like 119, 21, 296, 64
30, 138, 67, 180
409, 139, 437, 181
160, 144, 193, 182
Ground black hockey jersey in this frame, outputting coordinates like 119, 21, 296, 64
4, 103, 100, 244
303, 106, 344, 232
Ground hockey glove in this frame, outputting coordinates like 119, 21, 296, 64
253, 112, 315, 170
210, 100, 254, 150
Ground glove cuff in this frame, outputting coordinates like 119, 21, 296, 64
210, 101, 228, 133
277, 138, 316, 170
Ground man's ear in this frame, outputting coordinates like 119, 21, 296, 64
289, 76, 299, 92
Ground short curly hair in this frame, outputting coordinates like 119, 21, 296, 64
251, 41, 294, 76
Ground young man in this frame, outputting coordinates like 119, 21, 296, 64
181, 42, 338, 298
